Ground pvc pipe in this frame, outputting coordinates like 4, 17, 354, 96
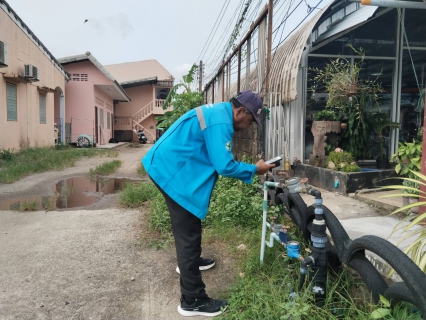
260, 181, 281, 263
265, 232, 282, 248
359, 0, 426, 9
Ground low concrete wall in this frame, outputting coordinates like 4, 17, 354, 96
294, 163, 400, 195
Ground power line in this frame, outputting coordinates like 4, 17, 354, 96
202, 0, 247, 68
194, 0, 230, 64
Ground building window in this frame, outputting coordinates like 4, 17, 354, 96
6, 82, 17, 121
39, 93, 46, 124
100, 108, 104, 129
107, 111, 111, 129
81, 74, 88, 81
72, 73, 80, 81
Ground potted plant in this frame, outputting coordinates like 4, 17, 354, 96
370, 112, 400, 169
310, 47, 385, 160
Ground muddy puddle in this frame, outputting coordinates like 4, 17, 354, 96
0, 176, 138, 211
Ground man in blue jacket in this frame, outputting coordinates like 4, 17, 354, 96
142, 90, 275, 317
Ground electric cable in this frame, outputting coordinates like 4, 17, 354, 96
194, 0, 230, 64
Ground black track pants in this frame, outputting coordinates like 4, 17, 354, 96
151, 178, 207, 299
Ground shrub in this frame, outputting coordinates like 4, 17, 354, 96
314, 109, 338, 121
326, 151, 355, 169
341, 164, 361, 172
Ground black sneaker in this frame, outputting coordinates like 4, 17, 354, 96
176, 258, 215, 274
178, 296, 227, 317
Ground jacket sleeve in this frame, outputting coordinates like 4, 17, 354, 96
203, 123, 257, 183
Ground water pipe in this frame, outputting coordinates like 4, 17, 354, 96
260, 181, 281, 263
354, 0, 426, 9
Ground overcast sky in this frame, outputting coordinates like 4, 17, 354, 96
7, 0, 330, 84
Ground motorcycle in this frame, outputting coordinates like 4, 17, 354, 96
137, 130, 147, 144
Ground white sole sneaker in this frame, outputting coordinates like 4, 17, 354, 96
176, 261, 215, 274
177, 305, 224, 317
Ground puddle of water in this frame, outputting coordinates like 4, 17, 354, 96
0, 177, 138, 211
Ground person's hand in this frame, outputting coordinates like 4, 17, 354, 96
255, 159, 275, 175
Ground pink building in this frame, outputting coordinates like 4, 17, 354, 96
0, 0, 68, 151
104, 60, 174, 142
58, 52, 131, 146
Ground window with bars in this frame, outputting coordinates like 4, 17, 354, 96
6, 83, 17, 121
39, 93, 46, 124
100, 108, 104, 129
107, 111, 110, 129
81, 74, 88, 81
72, 73, 80, 81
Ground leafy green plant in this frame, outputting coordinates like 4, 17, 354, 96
314, 109, 338, 121
156, 91, 204, 130
326, 151, 355, 169
370, 113, 399, 160
380, 170, 426, 272
89, 159, 122, 177
342, 164, 361, 172
391, 141, 422, 180
205, 175, 267, 229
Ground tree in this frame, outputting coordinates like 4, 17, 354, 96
156, 64, 204, 130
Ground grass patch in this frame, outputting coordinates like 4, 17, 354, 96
89, 159, 122, 177
20, 199, 39, 211
137, 173, 423, 319
0, 147, 117, 183
137, 163, 146, 177
120, 181, 159, 208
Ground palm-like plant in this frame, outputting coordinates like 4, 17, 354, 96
381, 170, 426, 272
156, 64, 203, 130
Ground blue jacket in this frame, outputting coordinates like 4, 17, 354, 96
142, 102, 257, 220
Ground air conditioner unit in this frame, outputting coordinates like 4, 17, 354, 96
0, 41, 8, 67
24, 64, 39, 81
32, 65, 39, 81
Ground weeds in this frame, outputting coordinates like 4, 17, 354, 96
20, 199, 39, 211
139, 173, 422, 319
89, 160, 122, 177
119, 181, 159, 208
0, 146, 116, 183
137, 163, 146, 177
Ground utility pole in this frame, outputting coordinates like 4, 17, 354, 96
199, 60, 203, 92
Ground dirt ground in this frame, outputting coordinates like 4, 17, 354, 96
0, 144, 236, 320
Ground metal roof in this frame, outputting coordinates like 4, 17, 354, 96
58, 52, 131, 102
0, 0, 70, 79
227, 3, 331, 103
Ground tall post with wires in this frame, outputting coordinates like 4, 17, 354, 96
199, 60, 203, 93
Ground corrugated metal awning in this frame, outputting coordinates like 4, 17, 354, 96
226, 3, 332, 104
269, 4, 331, 103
